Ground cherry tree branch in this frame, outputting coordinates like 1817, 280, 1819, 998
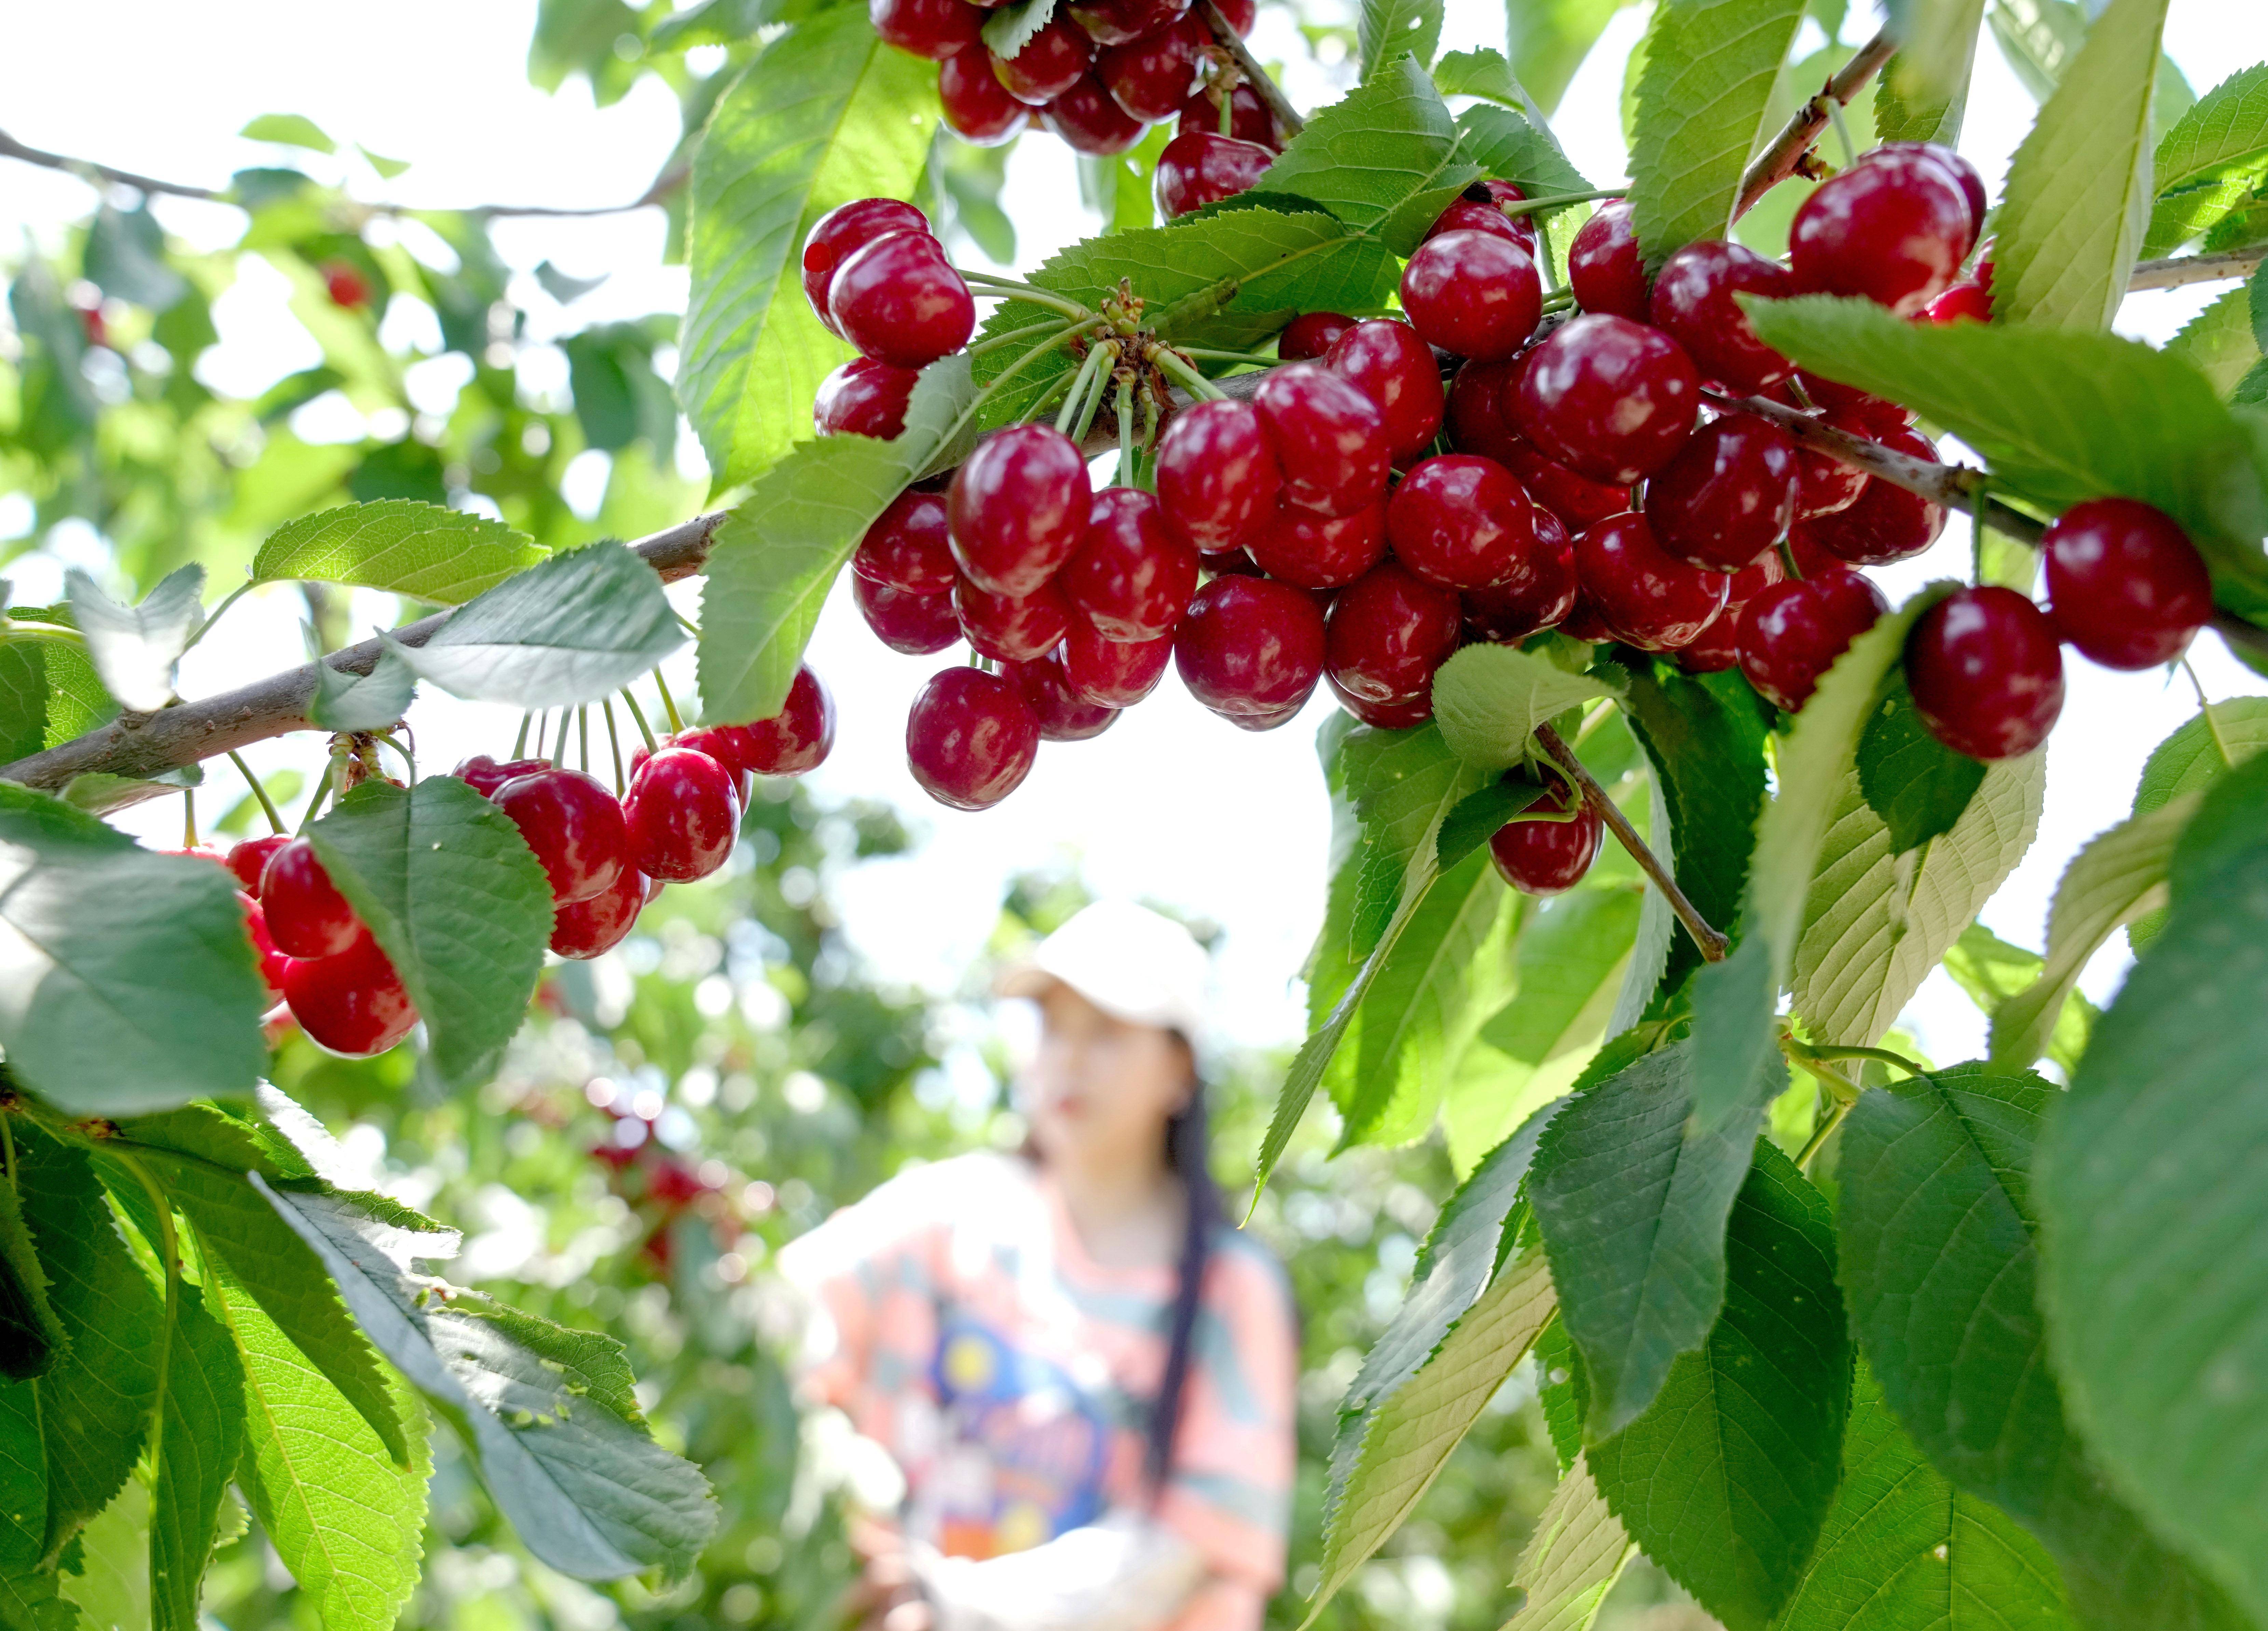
2128, 249, 2267, 291
1532, 723, 1730, 963
1734, 31, 1896, 221
1194, 0, 1305, 139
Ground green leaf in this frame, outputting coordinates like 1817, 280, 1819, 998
1507, 0, 1644, 114
64, 565, 202, 714
981, 0, 1057, 58
32, 641, 114, 752
1453, 105, 1595, 204
2134, 697, 2268, 815
1876, 0, 1988, 140
1436, 775, 1550, 870
1358, 0, 1442, 78
1586, 1141, 1851, 1631
1344, 722, 1487, 954
0, 1184, 61, 1384
1855, 669, 1988, 852
307, 777, 553, 1089
1433, 47, 1531, 106
240, 113, 335, 152
1477, 888, 1646, 1081
0, 785, 266, 1116
1501, 1454, 1639, 1631
0, 642, 50, 766
2143, 65, 2268, 257
383, 539, 684, 709
56, 1477, 144, 1631
0, 1378, 46, 1568
82, 205, 186, 314
1625, 0, 1809, 267
2166, 284, 2262, 399
678, 9, 937, 492
147, 1279, 244, 1631
1528, 1040, 1781, 1438
1990, 0, 2169, 329
307, 648, 417, 734
1430, 643, 1622, 772
1256, 59, 1479, 256
1941, 923, 2096, 1078
253, 501, 549, 605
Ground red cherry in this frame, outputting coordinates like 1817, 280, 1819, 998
1558, 591, 1615, 643
624, 747, 739, 881
830, 233, 975, 369
1281, 311, 1357, 360
1460, 507, 1578, 642
1398, 230, 1542, 362
856, 490, 958, 593
1200, 545, 1260, 577
1329, 678, 1433, 729
228, 833, 290, 896
1736, 569, 1889, 712
814, 356, 920, 439
1252, 362, 1390, 519
1648, 240, 1797, 393
957, 575, 1072, 661
1097, 19, 1202, 121
262, 839, 363, 959
1444, 357, 1525, 465
801, 198, 931, 329
1791, 408, 1874, 520
1324, 319, 1444, 463
1788, 369, 1910, 433
79, 304, 109, 350
1502, 436, 1631, 535
1425, 195, 1538, 257
1574, 512, 1730, 650
1922, 281, 1993, 325
1059, 487, 1199, 640
1513, 314, 1699, 484
1386, 454, 1541, 591
1643, 415, 1801, 573
854, 576, 962, 654
1871, 142, 1987, 244
1488, 776, 1603, 895
1042, 74, 1149, 153
1010, 650, 1120, 740
1790, 149, 1973, 316
1324, 560, 1462, 703
2042, 497, 2214, 670
1246, 499, 1386, 589
1155, 129, 1274, 216
1567, 199, 1648, 320
1154, 398, 1280, 548
1066, 0, 1187, 46
550, 863, 646, 960
285, 931, 417, 1058
736, 666, 837, 775
1212, 0, 1255, 33
908, 667, 1041, 809
946, 423, 1094, 595
1794, 424, 1944, 566
1906, 588, 2065, 759
1174, 576, 1327, 721
493, 768, 631, 905
940, 51, 1031, 143
1176, 82, 1275, 146
1675, 614, 1742, 673
871, 0, 986, 56
452, 754, 550, 798
1064, 622, 1173, 705
238, 892, 291, 1000
322, 262, 370, 311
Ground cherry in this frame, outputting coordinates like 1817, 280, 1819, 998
1329, 677, 1433, 729
1425, 194, 1537, 257
802, 198, 931, 329
1559, 591, 1615, 644
1324, 560, 1462, 703
1795, 424, 1943, 566
1906, 587, 2065, 760
1059, 486, 1199, 640
492, 768, 631, 905
1011, 649, 1120, 740
1155, 129, 1274, 217
947, 423, 1093, 595
1247, 499, 1386, 588
285, 931, 417, 1058
1097, 19, 1202, 121
262, 839, 363, 960
1066, 0, 1187, 46
1177, 82, 1275, 146
1252, 362, 1390, 518
957, 575, 1073, 661
1324, 319, 1445, 463
1174, 576, 1327, 721
1043, 74, 1149, 153
1566, 198, 1647, 320
1648, 239, 1796, 393
1213, 0, 1255, 34
1788, 369, 1909, 434
1488, 776, 1604, 895
815, 357, 920, 440
1155, 398, 1280, 548
940, 51, 1031, 143
1444, 357, 1524, 464
1461, 507, 1578, 642
1281, 311, 1357, 360
871, 0, 987, 56
1386, 454, 1540, 590
831, 233, 975, 369
1064, 622, 1173, 705
1675, 614, 1742, 674
228, 833, 290, 896
1736, 569, 1888, 712
1872, 142, 1987, 244
238, 892, 291, 1000
1644, 414, 1801, 573
1398, 230, 1542, 362
550, 862, 646, 960
736, 666, 838, 774
908, 667, 1041, 808
2042, 497, 2214, 670
79, 304, 109, 350
624, 747, 739, 881
1922, 281, 1993, 325
1791, 408, 1875, 520
1513, 314, 1699, 484
854, 575, 962, 653
1789, 148, 1973, 316
1574, 512, 1729, 650
856, 490, 959, 593
1200, 545, 1260, 577
322, 262, 370, 311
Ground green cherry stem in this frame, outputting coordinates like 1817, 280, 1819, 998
227, 750, 287, 834
1152, 349, 1227, 402
602, 698, 626, 795
1501, 187, 1626, 217
956, 270, 1094, 321
185, 578, 254, 653
651, 669, 685, 735
1054, 340, 1115, 437
181, 787, 197, 850
619, 689, 659, 753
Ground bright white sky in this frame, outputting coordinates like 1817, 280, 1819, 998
2, 0, 2265, 1069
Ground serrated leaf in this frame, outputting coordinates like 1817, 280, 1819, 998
56, 1477, 143, 1631
240, 113, 334, 152
2143, 65, 2268, 257
307, 777, 553, 1089
678, 7, 937, 492
0, 785, 266, 1116
0, 1381, 45, 1571
1345, 723, 1488, 952
1990, 0, 2169, 329
0, 1184, 62, 1384
1501, 1454, 1638, 1631
1359, 0, 1442, 78
147, 1279, 244, 1631
254, 501, 548, 605
1508, 0, 1644, 114
1258, 59, 1479, 255
0, 641, 50, 765
1434, 48, 1529, 107
308, 649, 417, 733
1877, 0, 1988, 135
981, 0, 1056, 59
1625, 0, 1809, 266
1431, 644, 1621, 772
2126, 699, 2268, 952
383, 539, 683, 708
1453, 105, 1595, 206
64, 566, 202, 714
1855, 669, 1988, 851
1436, 775, 1550, 871
2165, 285, 2262, 398
1479, 888, 1646, 1072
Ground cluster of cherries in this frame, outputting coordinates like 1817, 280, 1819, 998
210, 672, 835, 1059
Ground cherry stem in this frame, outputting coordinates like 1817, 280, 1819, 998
956, 269, 1094, 321
186, 579, 253, 653
1116, 378, 1137, 483
602, 698, 626, 795
1054, 339, 1116, 436
651, 669, 685, 735
1194, 0, 1304, 136
1533, 722, 1730, 963
966, 317, 1080, 360
1178, 347, 1279, 365
1794, 1093, 1855, 1172
578, 707, 591, 775
1501, 188, 1624, 217
619, 689, 659, 752
372, 731, 416, 782
181, 788, 197, 851
228, 750, 286, 834
297, 761, 333, 833
1795, 1040, 1923, 1074
1152, 349, 1227, 402
1734, 29, 1894, 221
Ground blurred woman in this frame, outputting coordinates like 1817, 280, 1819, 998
779, 900, 1298, 1631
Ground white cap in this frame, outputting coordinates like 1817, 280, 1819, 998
994, 900, 1210, 1042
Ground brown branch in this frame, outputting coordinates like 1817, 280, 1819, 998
1533, 723, 1730, 963
1733, 30, 1896, 222
2128, 249, 2267, 291
1195, 0, 1305, 139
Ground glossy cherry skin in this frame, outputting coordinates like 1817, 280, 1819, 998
285, 931, 417, 1058
1558, 591, 1614, 643
1213, 0, 1255, 33
1097, 18, 1202, 120
1648, 239, 1797, 393
1788, 369, 1910, 433
815, 356, 920, 439
1907, 587, 2065, 760
829, 233, 975, 369
1791, 408, 1875, 520
1795, 424, 1944, 566
1644, 415, 1801, 573
229, 833, 290, 896
1460, 507, 1579, 642
871, 0, 986, 57
1386, 454, 1539, 591
1177, 82, 1275, 146
1329, 677, 1433, 729
1575, 512, 1730, 651
1174, 576, 1327, 719
1674, 613, 1742, 673
940, 50, 1031, 143
1444, 357, 1525, 464
1324, 318, 1444, 463
1324, 560, 1462, 703
550, 862, 646, 959
1066, 0, 1186, 46
991, 17, 1092, 102
1426, 193, 1538, 257
1566, 198, 1648, 320
1736, 569, 1889, 712
2042, 496, 2214, 670
261, 838, 363, 959
1155, 129, 1274, 216
1513, 314, 1700, 484
452, 754, 552, 798
1281, 311, 1357, 360
1009, 649, 1119, 740
1252, 362, 1390, 518
1488, 777, 1603, 895
736, 666, 837, 774
1247, 499, 1386, 588
1042, 74, 1148, 154
1064, 622, 1173, 705
1398, 230, 1542, 362
957, 575, 1073, 661
1922, 281, 1993, 325
1059, 486, 1199, 640
802, 199, 932, 332
853, 576, 962, 654
1154, 398, 1280, 549
908, 667, 1041, 808
493, 768, 631, 905
624, 747, 739, 881
1789, 148, 1974, 316
856, 489, 958, 592
946, 423, 1094, 595
1873, 141, 1987, 244
236, 892, 291, 1000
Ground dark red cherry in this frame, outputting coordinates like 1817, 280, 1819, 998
285, 931, 417, 1058
1643, 415, 1801, 573
1460, 507, 1578, 642
1647, 239, 1796, 393
1425, 189, 1537, 257
1398, 230, 1542, 362
1559, 591, 1615, 644
947, 423, 1094, 595
1200, 545, 1260, 577
228, 833, 290, 895
940, 50, 1031, 143
1154, 398, 1280, 549
1097, 18, 1202, 121
1042, 74, 1148, 153
991, 17, 1093, 102
1329, 677, 1433, 729
237, 892, 290, 1001
550, 863, 646, 960
1324, 559, 1462, 703
493, 768, 630, 905
1213, 0, 1255, 33
1387, 454, 1541, 590
1922, 281, 1993, 325
624, 746, 739, 881
815, 356, 920, 439
1675, 613, 1742, 673
1788, 369, 1910, 434
1009, 650, 1119, 740
1324, 318, 1445, 463
1795, 424, 1943, 566
2042, 497, 2214, 670
452, 754, 552, 799
854, 576, 962, 653
1567, 198, 1648, 320
829, 233, 975, 369
856, 489, 959, 592
871, 0, 986, 57
1246, 500, 1387, 588
1501, 434, 1632, 535
1789, 148, 1973, 316
1513, 314, 1699, 484
1871, 141, 1987, 245
1064, 622, 1173, 705
262, 838, 363, 959
1444, 357, 1525, 465
1176, 82, 1275, 146
1155, 129, 1274, 216
1736, 569, 1888, 712
1059, 486, 1200, 640
1791, 409, 1874, 520
1174, 575, 1327, 720
1907, 588, 2065, 760
908, 667, 1041, 809
1281, 311, 1357, 360
1488, 776, 1603, 895
957, 575, 1073, 661
322, 262, 370, 311
1252, 362, 1390, 519
736, 666, 837, 775
1574, 512, 1729, 651
802, 198, 932, 332
1066, 0, 1187, 46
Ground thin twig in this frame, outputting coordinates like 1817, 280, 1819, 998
1733, 31, 1896, 221
2128, 249, 2266, 291
1194, 0, 1304, 138
1533, 723, 1730, 963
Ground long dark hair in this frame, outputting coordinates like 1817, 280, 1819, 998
1148, 1077, 1217, 1490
